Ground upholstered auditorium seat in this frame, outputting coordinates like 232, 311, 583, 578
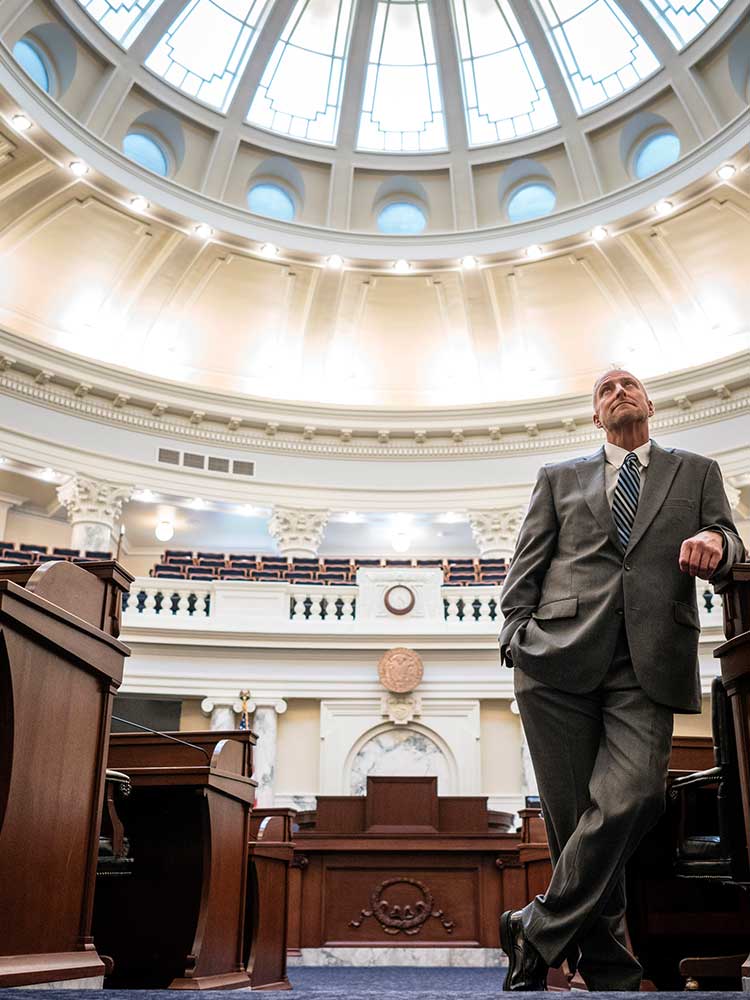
164, 549, 194, 560
84, 550, 112, 559
253, 569, 283, 580
219, 568, 247, 579
318, 571, 350, 583
197, 551, 224, 561
197, 558, 225, 568
20, 543, 47, 553
186, 567, 215, 580
154, 569, 185, 579
52, 547, 81, 558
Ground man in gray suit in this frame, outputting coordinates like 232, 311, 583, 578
498, 369, 745, 991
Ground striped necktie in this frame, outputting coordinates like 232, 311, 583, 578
612, 452, 641, 549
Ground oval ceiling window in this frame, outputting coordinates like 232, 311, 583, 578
247, 183, 296, 221
633, 130, 680, 179
377, 202, 427, 235
122, 131, 170, 176
506, 182, 557, 223
13, 38, 51, 93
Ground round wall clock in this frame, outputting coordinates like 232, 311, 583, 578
384, 584, 416, 616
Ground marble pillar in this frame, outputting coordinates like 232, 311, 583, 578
200, 697, 243, 731
249, 699, 287, 806
511, 699, 538, 800
57, 476, 133, 554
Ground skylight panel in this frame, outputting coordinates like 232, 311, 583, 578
637, 0, 729, 49
145, 0, 275, 112
75, 0, 165, 48
357, 0, 447, 152
452, 0, 558, 145
247, 0, 356, 143
535, 0, 660, 113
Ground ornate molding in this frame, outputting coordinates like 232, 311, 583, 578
469, 507, 527, 559
56, 475, 133, 525
0, 337, 747, 461
268, 507, 330, 557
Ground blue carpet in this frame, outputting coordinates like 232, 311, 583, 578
0, 966, 743, 996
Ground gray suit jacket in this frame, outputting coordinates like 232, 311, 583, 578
499, 440, 745, 713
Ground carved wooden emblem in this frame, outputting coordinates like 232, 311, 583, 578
378, 647, 424, 694
349, 877, 455, 936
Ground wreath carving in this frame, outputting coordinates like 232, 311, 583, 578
348, 876, 455, 936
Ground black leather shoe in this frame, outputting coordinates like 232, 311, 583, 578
500, 910, 548, 991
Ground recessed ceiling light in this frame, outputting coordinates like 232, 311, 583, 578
436, 511, 467, 524
194, 223, 212, 239
188, 497, 205, 509
393, 258, 411, 274
133, 488, 157, 502
525, 245, 543, 260
69, 161, 89, 177
655, 199, 673, 216
237, 504, 259, 517
259, 243, 278, 258
591, 225, 608, 241
11, 114, 32, 132
326, 254, 344, 269
130, 195, 149, 212
461, 255, 477, 270
338, 510, 365, 523
716, 163, 736, 181
391, 531, 412, 553
40, 467, 56, 481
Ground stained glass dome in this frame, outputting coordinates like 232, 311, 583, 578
72, 0, 731, 150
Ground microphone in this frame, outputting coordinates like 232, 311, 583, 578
110, 715, 211, 761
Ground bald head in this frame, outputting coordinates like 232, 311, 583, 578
592, 368, 654, 445
592, 369, 645, 407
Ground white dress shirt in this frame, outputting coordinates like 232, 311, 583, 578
603, 439, 651, 508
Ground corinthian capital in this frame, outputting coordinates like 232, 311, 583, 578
57, 476, 133, 526
267, 506, 330, 558
468, 507, 526, 560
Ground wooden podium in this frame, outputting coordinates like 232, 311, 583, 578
0, 560, 132, 988
92, 730, 257, 989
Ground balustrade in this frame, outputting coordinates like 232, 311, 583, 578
122, 577, 720, 634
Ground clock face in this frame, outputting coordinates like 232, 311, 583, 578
384, 584, 416, 616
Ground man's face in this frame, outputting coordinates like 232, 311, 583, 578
592, 370, 653, 432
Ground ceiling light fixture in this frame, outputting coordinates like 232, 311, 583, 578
655, 199, 673, 216
461, 255, 477, 270
390, 530, 412, 553
69, 161, 89, 177
259, 243, 278, 259
393, 259, 411, 274
11, 113, 32, 132
326, 254, 344, 269
154, 519, 174, 542
716, 163, 736, 181
39, 467, 56, 481
188, 497, 205, 509
130, 195, 149, 212
591, 225, 608, 241
237, 504, 258, 517
194, 223, 212, 239
525, 245, 543, 260
133, 488, 157, 502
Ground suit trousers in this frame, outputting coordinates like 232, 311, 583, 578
513, 627, 673, 990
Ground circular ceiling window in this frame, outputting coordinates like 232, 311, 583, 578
506, 182, 557, 223
247, 183, 296, 221
122, 132, 170, 176
633, 131, 681, 179
377, 202, 427, 235
13, 38, 51, 93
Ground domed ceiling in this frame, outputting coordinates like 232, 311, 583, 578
0, 0, 748, 410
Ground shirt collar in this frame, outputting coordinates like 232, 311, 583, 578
604, 439, 652, 470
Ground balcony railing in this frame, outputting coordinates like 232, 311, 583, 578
121, 577, 722, 634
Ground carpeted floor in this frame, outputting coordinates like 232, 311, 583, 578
0, 966, 744, 997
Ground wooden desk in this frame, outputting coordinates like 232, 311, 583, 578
247, 809, 295, 990
289, 776, 525, 953
92, 730, 256, 990
0, 561, 131, 988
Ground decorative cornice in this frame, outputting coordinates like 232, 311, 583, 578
0, 329, 747, 461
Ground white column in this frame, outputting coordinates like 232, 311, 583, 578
267, 506, 330, 559
57, 476, 133, 554
0, 491, 24, 541
468, 506, 526, 560
249, 698, 288, 807
200, 696, 243, 731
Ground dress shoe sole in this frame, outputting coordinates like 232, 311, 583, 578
500, 910, 515, 991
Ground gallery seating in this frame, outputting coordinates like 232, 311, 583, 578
0, 543, 112, 563
149, 552, 508, 585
